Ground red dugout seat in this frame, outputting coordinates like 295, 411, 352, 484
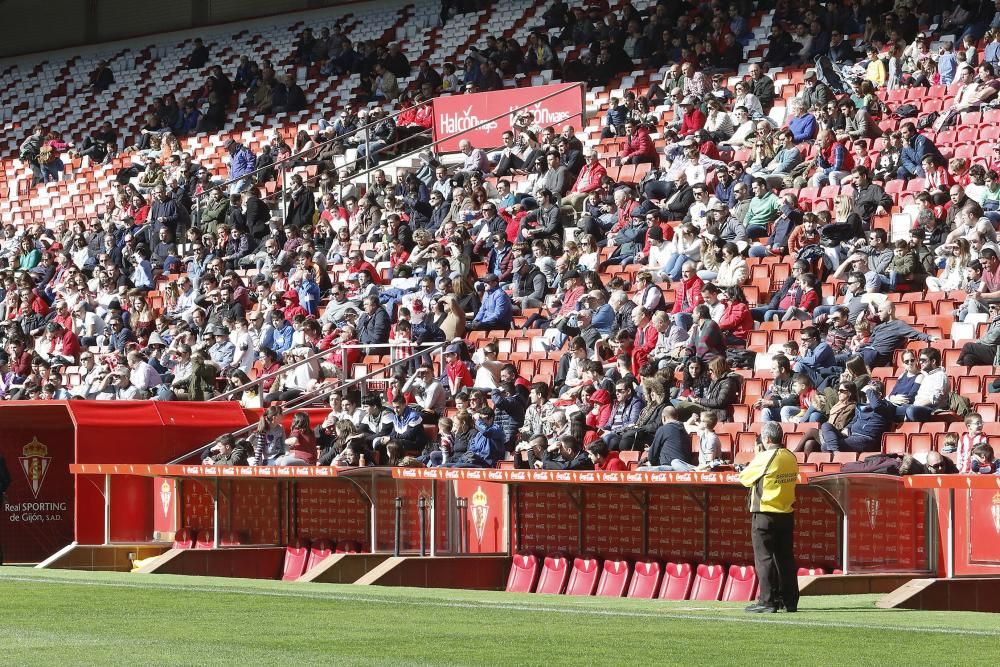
195, 530, 215, 550
305, 539, 335, 572
688, 563, 727, 600
505, 553, 540, 593
626, 561, 663, 599
172, 528, 195, 549
534, 554, 570, 594
563, 557, 601, 596
335, 540, 362, 553
594, 559, 631, 597
658, 562, 694, 600
281, 538, 311, 581
797, 567, 826, 576
721, 564, 758, 602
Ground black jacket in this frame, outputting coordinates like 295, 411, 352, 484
647, 422, 691, 467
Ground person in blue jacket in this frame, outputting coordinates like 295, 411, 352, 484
469, 273, 513, 330
224, 139, 256, 195
897, 122, 941, 180
445, 406, 505, 468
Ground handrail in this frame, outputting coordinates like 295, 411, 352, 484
208, 338, 444, 403
207, 338, 336, 402
193, 98, 434, 214
335, 82, 586, 201
167, 340, 448, 464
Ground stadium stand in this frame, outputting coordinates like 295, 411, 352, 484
3, 0, 1000, 497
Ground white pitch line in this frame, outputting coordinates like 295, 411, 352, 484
2, 574, 999, 638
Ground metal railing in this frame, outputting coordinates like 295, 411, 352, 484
194, 82, 585, 225
339, 82, 586, 202
168, 340, 448, 465
209, 339, 446, 403
193, 97, 434, 220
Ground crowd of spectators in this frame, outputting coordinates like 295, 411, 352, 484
11, 0, 1000, 473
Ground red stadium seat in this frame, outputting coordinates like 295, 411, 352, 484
506, 553, 540, 593
627, 561, 663, 599
688, 563, 727, 600
281, 538, 311, 581
220, 531, 243, 547
305, 539, 335, 572
335, 540, 362, 553
534, 554, 570, 594
797, 567, 826, 575
721, 564, 758, 602
658, 562, 695, 600
172, 528, 195, 550
594, 559, 631, 597
563, 557, 601, 596
195, 530, 215, 550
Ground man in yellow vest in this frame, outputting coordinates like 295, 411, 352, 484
738, 421, 799, 613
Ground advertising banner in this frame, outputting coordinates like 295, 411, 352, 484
0, 404, 75, 563
431, 83, 585, 153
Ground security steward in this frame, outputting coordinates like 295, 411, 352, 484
738, 421, 799, 613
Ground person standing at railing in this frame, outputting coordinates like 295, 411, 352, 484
222, 139, 255, 197
356, 296, 390, 353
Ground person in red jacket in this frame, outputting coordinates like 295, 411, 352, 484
347, 250, 384, 284
615, 121, 658, 166
588, 439, 627, 470
678, 96, 707, 136
630, 306, 659, 375
562, 149, 608, 212
41, 321, 80, 365
718, 286, 754, 345
671, 261, 704, 332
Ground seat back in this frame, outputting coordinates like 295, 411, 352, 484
658, 562, 694, 600
219, 531, 243, 547
688, 563, 727, 600
721, 564, 758, 602
534, 554, 570, 594
594, 559, 631, 597
280, 538, 311, 581
306, 539, 335, 572
505, 553, 540, 593
194, 530, 214, 550
797, 567, 826, 576
563, 557, 601, 596
172, 528, 195, 550
335, 540, 362, 553
626, 561, 662, 599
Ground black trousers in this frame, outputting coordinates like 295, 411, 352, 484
958, 342, 997, 368
751, 511, 799, 609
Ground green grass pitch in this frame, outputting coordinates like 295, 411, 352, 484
1, 567, 998, 665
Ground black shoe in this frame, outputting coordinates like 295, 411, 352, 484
744, 603, 778, 613
776, 600, 798, 613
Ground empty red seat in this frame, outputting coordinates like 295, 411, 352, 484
335, 540, 362, 553
797, 567, 826, 576
721, 564, 758, 602
595, 559, 631, 597
219, 531, 243, 547
505, 553, 540, 593
688, 563, 727, 600
563, 557, 601, 596
281, 538, 311, 581
195, 530, 215, 550
627, 561, 663, 599
306, 539, 335, 572
534, 554, 570, 594
658, 562, 694, 600
172, 528, 195, 549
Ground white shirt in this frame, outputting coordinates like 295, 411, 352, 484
914, 367, 949, 409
